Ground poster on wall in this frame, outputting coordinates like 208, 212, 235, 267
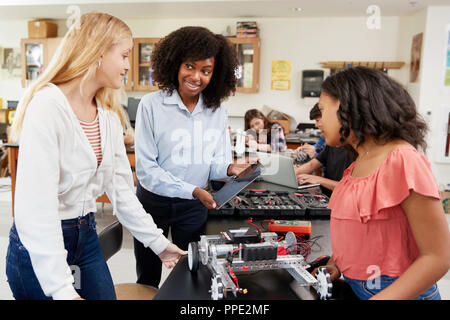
271, 60, 291, 91
409, 33, 423, 83
444, 28, 450, 87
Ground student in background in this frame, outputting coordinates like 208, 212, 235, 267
295, 103, 326, 159
6, 12, 186, 300
313, 66, 450, 299
295, 104, 353, 198
134, 26, 255, 288
244, 108, 287, 152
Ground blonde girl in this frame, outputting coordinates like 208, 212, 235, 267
6, 12, 185, 300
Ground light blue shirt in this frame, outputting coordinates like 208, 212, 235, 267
135, 90, 232, 199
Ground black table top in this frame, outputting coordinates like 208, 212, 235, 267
154, 181, 339, 301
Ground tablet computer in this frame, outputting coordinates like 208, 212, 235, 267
213, 162, 262, 209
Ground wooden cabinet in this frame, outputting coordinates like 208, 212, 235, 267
127, 37, 261, 93
130, 38, 160, 91
229, 37, 261, 93
20, 36, 261, 94
21, 38, 62, 88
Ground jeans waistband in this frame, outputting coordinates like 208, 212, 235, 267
12, 212, 96, 232
61, 212, 96, 227
10, 212, 96, 245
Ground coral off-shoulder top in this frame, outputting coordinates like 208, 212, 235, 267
329, 147, 441, 280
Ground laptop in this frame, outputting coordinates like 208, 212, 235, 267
256, 152, 320, 189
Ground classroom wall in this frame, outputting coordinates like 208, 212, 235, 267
0, 20, 28, 106
0, 9, 448, 186
394, 6, 450, 188
124, 16, 403, 127
0, 15, 402, 124
0, 19, 68, 107
418, 6, 450, 188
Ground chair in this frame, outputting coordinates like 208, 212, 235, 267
97, 220, 158, 300
98, 220, 123, 262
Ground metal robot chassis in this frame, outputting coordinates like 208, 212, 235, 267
187, 227, 332, 300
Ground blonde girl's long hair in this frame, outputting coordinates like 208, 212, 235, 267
10, 12, 132, 143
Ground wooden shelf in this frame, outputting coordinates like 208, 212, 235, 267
319, 61, 405, 69
229, 37, 260, 93
21, 38, 62, 88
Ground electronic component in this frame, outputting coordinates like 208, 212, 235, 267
294, 191, 331, 218
242, 242, 278, 261
268, 220, 311, 236
225, 227, 260, 244
236, 190, 307, 217
187, 226, 332, 300
208, 189, 330, 218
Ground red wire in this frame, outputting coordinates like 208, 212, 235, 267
286, 241, 312, 258
228, 264, 242, 293
232, 247, 243, 255
247, 218, 263, 242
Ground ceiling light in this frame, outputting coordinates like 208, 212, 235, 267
292, 7, 302, 12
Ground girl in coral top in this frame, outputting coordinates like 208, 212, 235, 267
314, 67, 450, 300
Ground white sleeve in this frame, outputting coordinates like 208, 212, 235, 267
105, 115, 170, 255
14, 97, 79, 300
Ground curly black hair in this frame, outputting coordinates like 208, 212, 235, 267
321, 67, 428, 151
151, 26, 238, 111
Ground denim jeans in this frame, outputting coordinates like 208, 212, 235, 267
343, 274, 441, 300
6, 212, 116, 300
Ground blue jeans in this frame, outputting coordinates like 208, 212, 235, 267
343, 275, 441, 300
6, 212, 116, 300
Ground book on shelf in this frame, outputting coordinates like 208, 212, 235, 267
236, 21, 257, 28
236, 21, 259, 38
236, 33, 258, 38
237, 28, 258, 33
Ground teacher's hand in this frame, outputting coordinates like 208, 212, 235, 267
193, 187, 217, 210
227, 157, 260, 177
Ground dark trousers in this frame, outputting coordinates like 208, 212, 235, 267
134, 182, 208, 288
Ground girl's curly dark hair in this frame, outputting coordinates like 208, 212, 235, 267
151, 26, 238, 111
321, 67, 428, 151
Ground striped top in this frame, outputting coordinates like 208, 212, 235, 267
79, 114, 102, 166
